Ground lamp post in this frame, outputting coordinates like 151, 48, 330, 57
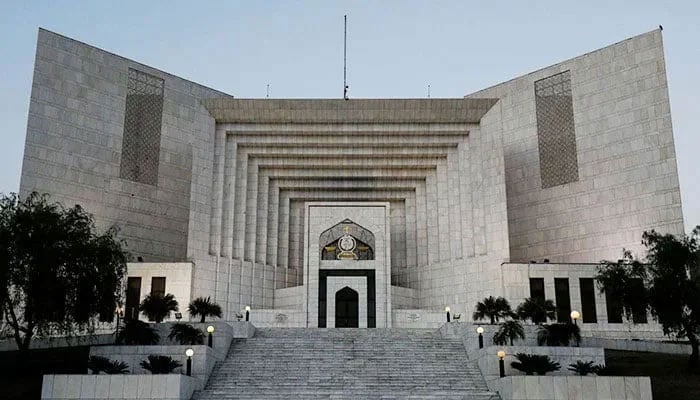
570, 310, 581, 326
476, 326, 484, 349
114, 305, 123, 341
185, 348, 194, 376
497, 350, 506, 378
445, 306, 451, 323
207, 325, 215, 348
245, 306, 251, 322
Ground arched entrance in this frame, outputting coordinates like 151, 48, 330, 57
335, 287, 359, 328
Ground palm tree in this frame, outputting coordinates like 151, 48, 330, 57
168, 323, 204, 345
139, 293, 179, 323
140, 355, 182, 374
116, 320, 159, 345
472, 296, 514, 324
516, 297, 556, 324
493, 320, 526, 345
188, 296, 223, 323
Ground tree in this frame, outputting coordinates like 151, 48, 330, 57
597, 228, 700, 367
139, 355, 182, 374
116, 319, 159, 345
188, 296, 222, 323
493, 319, 525, 346
516, 297, 556, 324
0, 192, 128, 350
536, 323, 581, 347
510, 353, 560, 375
472, 296, 514, 324
139, 293, 178, 323
168, 323, 204, 345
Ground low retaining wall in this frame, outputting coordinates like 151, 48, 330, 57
90, 345, 215, 390
392, 309, 447, 328
582, 337, 690, 355
494, 376, 652, 400
476, 346, 605, 388
244, 309, 306, 327
41, 374, 197, 400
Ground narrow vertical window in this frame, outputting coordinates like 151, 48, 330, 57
125, 277, 142, 320
579, 278, 598, 323
605, 289, 624, 323
529, 278, 545, 301
630, 279, 648, 323
151, 277, 166, 297
119, 68, 164, 185
554, 278, 572, 323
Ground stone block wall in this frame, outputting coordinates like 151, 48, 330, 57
466, 28, 684, 263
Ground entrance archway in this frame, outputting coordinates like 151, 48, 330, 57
335, 287, 359, 328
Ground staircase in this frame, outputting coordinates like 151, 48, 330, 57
194, 328, 499, 400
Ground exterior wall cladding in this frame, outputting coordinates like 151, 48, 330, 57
19, 28, 684, 316
466, 28, 684, 263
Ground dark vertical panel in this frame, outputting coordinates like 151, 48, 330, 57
151, 277, 166, 297
529, 278, 545, 301
119, 68, 164, 185
579, 278, 598, 323
554, 278, 571, 323
125, 277, 142, 320
605, 289, 624, 323
630, 279, 648, 323
535, 70, 579, 188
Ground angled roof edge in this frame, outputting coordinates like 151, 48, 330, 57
37, 27, 234, 98
200, 98, 499, 124
464, 28, 662, 98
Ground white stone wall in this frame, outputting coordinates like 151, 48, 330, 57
466, 28, 684, 263
41, 374, 197, 400
494, 376, 652, 400
126, 262, 193, 321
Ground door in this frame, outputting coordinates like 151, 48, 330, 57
125, 277, 142, 320
335, 287, 359, 328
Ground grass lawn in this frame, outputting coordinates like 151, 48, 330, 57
605, 349, 700, 400
0, 346, 90, 400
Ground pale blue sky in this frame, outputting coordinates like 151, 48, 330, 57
1, 1, 698, 230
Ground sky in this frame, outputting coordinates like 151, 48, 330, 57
0, 1, 698, 231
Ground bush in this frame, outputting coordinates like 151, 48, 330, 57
88, 355, 129, 374
139, 293, 179, 323
493, 320, 525, 346
568, 360, 597, 376
511, 353, 561, 375
516, 297, 556, 324
117, 319, 160, 345
188, 296, 223, 323
537, 323, 581, 347
168, 323, 204, 345
140, 355, 182, 374
472, 296, 515, 324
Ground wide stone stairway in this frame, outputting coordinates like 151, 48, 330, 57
194, 328, 499, 400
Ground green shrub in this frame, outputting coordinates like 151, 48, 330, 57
493, 320, 525, 346
516, 297, 556, 324
88, 355, 129, 374
568, 360, 596, 376
168, 323, 204, 345
117, 319, 160, 345
139, 293, 179, 323
511, 353, 561, 375
140, 355, 182, 374
188, 296, 223, 323
536, 323, 581, 347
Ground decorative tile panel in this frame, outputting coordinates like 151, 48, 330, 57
535, 70, 579, 188
119, 68, 164, 185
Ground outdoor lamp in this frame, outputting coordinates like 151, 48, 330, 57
445, 306, 451, 323
185, 348, 194, 376
245, 305, 251, 321
497, 350, 506, 377
570, 310, 581, 325
207, 325, 215, 348
114, 305, 124, 339
476, 326, 485, 349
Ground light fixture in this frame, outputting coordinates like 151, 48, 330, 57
114, 305, 124, 341
497, 350, 506, 377
207, 325, 215, 348
445, 306, 451, 323
175, 312, 183, 321
185, 348, 194, 376
570, 310, 581, 325
476, 326, 484, 349
244, 306, 251, 322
